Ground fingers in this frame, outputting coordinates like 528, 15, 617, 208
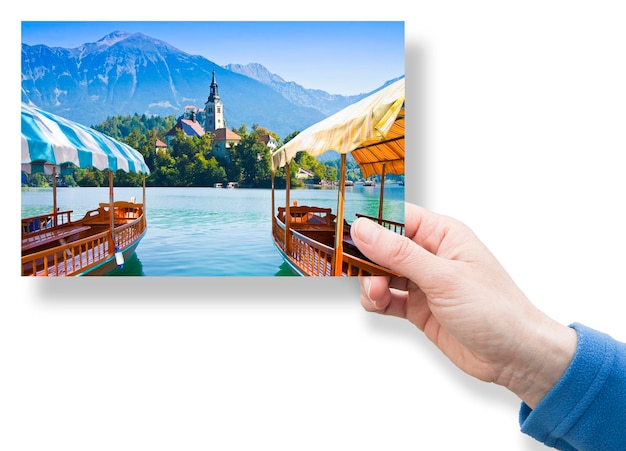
350, 215, 443, 287
359, 276, 390, 311
359, 275, 410, 318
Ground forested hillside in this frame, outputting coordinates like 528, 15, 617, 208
21, 114, 348, 189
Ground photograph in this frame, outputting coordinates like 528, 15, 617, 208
20, 21, 405, 276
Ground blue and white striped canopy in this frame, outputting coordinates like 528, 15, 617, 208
21, 103, 150, 174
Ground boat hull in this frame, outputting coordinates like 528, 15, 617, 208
271, 239, 306, 276
78, 229, 146, 276
271, 209, 401, 277
21, 201, 147, 277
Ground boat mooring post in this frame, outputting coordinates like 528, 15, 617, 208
285, 160, 292, 255
271, 170, 275, 223
332, 153, 347, 276
52, 165, 58, 227
108, 170, 116, 257
378, 162, 387, 221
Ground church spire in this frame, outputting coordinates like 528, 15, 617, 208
204, 69, 224, 132
208, 69, 220, 102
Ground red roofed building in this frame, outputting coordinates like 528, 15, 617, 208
210, 127, 241, 160
257, 134, 279, 151
155, 138, 168, 154
164, 117, 205, 146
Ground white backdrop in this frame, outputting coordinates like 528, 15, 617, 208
5, 2, 626, 450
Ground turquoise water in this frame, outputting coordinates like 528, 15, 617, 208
21, 185, 404, 276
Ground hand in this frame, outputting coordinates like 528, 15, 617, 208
350, 202, 577, 408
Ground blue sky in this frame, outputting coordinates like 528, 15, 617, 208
21, 21, 404, 96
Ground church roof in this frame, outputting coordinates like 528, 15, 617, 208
212, 128, 241, 141
258, 134, 276, 145
166, 119, 205, 138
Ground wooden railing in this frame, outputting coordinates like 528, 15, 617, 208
342, 253, 401, 277
355, 214, 405, 235
290, 229, 334, 276
21, 216, 146, 277
22, 210, 73, 234
272, 215, 401, 277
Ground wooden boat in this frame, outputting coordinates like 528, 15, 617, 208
21, 103, 151, 276
270, 78, 405, 276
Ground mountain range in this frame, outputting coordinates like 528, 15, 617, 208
21, 31, 403, 139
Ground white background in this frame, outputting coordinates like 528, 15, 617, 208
5, 2, 626, 450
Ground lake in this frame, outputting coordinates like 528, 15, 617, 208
21, 184, 405, 276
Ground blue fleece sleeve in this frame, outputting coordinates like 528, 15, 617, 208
518, 323, 626, 450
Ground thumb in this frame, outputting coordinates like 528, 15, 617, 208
350, 217, 442, 283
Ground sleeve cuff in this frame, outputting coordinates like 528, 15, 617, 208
518, 323, 616, 450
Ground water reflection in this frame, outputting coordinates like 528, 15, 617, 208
275, 261, 297, 276
107, 252, 145, 276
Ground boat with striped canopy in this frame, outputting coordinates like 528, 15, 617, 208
270, 78, 405, 276
21, 103, 151, 276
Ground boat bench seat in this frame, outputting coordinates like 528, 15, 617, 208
99, 202, 142, 219
277, 206, 334, 224
291, 224, 336, 233
22, 225, 91, 252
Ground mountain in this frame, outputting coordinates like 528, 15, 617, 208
21, 31, 402, 139
224, 63, 366, 116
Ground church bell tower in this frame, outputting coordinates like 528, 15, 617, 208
204, 69, 225, 132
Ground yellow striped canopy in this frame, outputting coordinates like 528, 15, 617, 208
271, 78, 405, 179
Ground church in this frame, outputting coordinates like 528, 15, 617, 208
165, 69, 242, 160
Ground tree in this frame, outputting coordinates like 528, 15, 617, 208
230, 131, 273, 187
75, 168, 106, 187
75, 113, 340, 188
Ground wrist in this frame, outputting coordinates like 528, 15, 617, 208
497, 316, 577, 409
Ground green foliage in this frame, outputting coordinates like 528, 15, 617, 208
21, 113, 341, 189
75, 168, 106, 187
93, 113, 176, 141
23, 173, 49, 187
324, 157, 363, 181
294, 151, 335, 183
229, 131, 273, 188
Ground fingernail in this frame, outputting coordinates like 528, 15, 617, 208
353, 218, 380, 246
362, 277, 377, 309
